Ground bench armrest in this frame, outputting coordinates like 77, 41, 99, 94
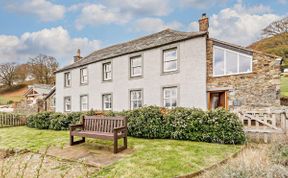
113, 126, 127, 137
70, 124, 84, 131
113, 126, 127, 132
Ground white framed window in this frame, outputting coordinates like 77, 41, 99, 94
64, 72, 71, 87
130, 90, 143, 109
163, 48, 178, 72
213, 46, 252, 76
80, 68, 88, 84
103, 62, 112, 81
102, 94, 112, 110
130, 56, 142, 77
80, 95, 88, 111
163, 87, 177, 108
64, 96, 71, 112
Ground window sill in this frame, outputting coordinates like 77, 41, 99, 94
80, 83, 88, 86
161, 70, 179, 76
102, 79, 112, 83
129, 75, 143, 80
212, 72, 253, 78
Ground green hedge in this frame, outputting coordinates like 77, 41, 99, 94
27, 106, 246, 144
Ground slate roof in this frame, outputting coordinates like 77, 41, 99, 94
24, 84, 53, 96
56, 29, 207, 73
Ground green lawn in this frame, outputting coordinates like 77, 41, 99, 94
0, 127, 242, 177
281, 76, 288, 97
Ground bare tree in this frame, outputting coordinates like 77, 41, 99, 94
28, 54, 59, 85
15, 64, 29, 83
262, 17, 288, 37
0, 63, 17, 87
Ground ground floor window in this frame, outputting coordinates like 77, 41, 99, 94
64, 96, 71, 112
130, 90, 143, 109
102, 94, 112, 110
80, 95, 88, 111
163, 87, 177, 108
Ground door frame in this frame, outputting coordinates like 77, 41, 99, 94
207, 90, 228, 110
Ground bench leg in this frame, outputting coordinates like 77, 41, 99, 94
123, 136, 127, 149
70, 136, 85, 146
114, 138, 118, 154
70, 135, 74, 146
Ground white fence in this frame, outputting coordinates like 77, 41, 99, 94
237, 110, 288, 134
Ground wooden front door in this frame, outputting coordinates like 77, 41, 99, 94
208, 91, 228, 110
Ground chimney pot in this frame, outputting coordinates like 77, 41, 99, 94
74, 49, 82, 62
198, 13, 209, 32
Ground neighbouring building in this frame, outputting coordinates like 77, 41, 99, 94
44, 86, 56, 112
24, 84, 54, 106
55, 14, 282, 112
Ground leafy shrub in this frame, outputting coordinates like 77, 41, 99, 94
27, 112, 53, 129
49, 113, 70, 130
126, 106, 168, 138
7, 100, 14, 104
26, 106, 245, 144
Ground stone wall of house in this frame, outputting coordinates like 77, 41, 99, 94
207, 39, 281, 110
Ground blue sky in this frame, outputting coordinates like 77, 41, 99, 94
0, 0, 287, 66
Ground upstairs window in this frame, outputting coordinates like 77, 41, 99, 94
213, 46, 252, 76
80, 95, 88, 111
163, 48, 178, 73
130, 90, 143, 109
103, 62, 112, 81
102, 94, 112, 110
64, 96, 71, 112
130, 56, 142, 77
163, 87, 177, 108
80, 68, 88, 84
64, 72, 71, 87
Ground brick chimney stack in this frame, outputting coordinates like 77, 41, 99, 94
198, 13, 209, 32
74, 49, 82, 62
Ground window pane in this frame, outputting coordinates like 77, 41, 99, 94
239, 55, 252, 73
103, 63, 112, 80
164, 61, 177, 71
164, 49, 177, 61
226, 51, 238, 74
132, 67, 142, 76
171, 99, 177, 107
132, 57, 141, 67
164, 99, 170, 107
214, 48, 224, 75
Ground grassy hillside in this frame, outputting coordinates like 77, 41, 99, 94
249, 33, 288, 97
249, 33, 288, 66
281, 76, 288, 97
0, 84, 27, 105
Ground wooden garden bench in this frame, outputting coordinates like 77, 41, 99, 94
69, 115, 128, 153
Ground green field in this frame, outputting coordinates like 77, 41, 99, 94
281, 76, 288, 97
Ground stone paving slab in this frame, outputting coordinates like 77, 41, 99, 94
43, 143, 133, 167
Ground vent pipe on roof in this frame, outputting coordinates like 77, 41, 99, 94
198, 13, 209, 32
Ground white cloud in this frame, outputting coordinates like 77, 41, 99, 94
75, 4, 130, 30
133, 18, 183, 33
179, 0, 227, 8
104, 0, 172, 16
5, 0, 65, 22
189, 1, 281, 45
74, 0, 172, 30
277, 0, 288, 4
0, 27, 101, 65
